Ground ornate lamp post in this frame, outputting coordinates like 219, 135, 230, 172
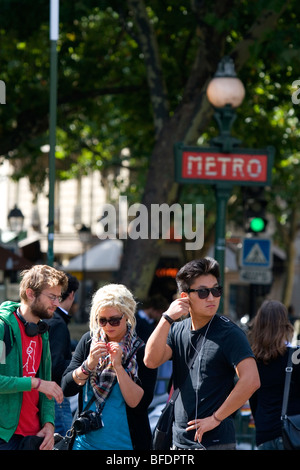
206, 56, 245, 152
7, 205, 25, 281
8, 205, 24, 234
206, 56, 245, 312
175, 56, 273, 314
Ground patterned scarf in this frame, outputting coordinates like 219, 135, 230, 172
90, 326, 139, 408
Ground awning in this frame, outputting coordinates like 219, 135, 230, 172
18, 235, 43, 262
63, 239, 123, 272
0, 246, 33, 271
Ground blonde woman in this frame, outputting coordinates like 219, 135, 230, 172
62, 284, 157, 450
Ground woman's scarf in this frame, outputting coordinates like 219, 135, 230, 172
90, 326, 139, 407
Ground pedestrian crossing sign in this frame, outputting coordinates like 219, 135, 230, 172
240, 238, 272, 268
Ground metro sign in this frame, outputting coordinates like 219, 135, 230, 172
182, 152, 266, 181
174, 144, 274, 186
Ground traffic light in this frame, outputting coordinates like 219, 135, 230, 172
243, 187, 268, 234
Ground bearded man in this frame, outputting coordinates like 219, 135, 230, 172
0, 265, 67, 450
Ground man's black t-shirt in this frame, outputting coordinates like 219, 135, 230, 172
167, 314, 254, 448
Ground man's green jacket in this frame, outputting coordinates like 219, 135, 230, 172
0, 301, 54, 442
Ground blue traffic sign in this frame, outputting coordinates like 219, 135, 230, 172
240, 238, 272, 268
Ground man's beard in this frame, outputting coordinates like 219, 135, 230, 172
31, 297, 55, 321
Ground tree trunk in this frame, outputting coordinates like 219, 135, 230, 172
117, 2, 289, 298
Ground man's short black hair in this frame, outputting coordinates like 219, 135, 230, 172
176, 257, 220, 293
61, 272, 79, 301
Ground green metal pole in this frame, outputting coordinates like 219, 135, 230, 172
47, 39, 57, 266
214, 183, 232, 314
48, 0, 59, 266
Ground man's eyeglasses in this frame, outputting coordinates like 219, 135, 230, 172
40, 292, 62, 303
187, 286, 223, 299
99, 314, 125, 327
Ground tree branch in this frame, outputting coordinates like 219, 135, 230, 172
126, 0, 169, 137
231, 2, 291, 69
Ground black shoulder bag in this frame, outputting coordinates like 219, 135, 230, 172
281, 347, 300, 450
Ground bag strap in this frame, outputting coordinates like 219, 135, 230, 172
125, 337, 144, 366
281, 347, 294, 419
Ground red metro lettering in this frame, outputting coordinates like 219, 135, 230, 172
182, 152, 268, 183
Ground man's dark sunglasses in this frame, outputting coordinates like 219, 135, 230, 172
99, 313, 124, 327
187, 286, 223, 299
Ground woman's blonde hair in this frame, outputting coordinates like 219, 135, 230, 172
89, 284, 137, 338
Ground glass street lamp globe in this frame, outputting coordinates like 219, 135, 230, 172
206, 56, 245, 108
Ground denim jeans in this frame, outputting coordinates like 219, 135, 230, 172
258, 437, 284, 450
54, 397, 73, 436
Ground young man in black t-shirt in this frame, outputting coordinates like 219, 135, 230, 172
144, 257, 260, 450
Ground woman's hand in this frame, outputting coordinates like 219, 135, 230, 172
107, 342, 144, 407
86, 340, 108, 370
106, 342, 123, 369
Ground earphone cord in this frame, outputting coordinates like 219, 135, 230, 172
190, 315, 215, 449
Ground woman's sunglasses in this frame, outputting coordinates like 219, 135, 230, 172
187, 286, 223, 299
99, 313, 124, 327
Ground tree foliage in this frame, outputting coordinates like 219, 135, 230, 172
1, 0, 300, 300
